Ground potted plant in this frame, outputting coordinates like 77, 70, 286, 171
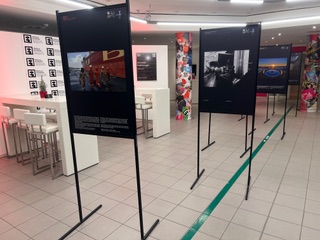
39, 77, 47, 98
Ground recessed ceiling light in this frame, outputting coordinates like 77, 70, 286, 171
272, 37, 275, 40
265, 40, 268, 43
313, 26, 317, 29
230, 0, 263, 4
57, 0, 93, 9
144, 37, 147, 40
278, 33, 282, 36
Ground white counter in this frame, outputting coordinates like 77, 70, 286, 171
135, 88, 170, 138
0, 94, 99, 176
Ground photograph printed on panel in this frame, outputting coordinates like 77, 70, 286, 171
204, 50, 250, 88
67, 50, 127, 92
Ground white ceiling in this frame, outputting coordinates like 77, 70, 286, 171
0, 0, 320, 46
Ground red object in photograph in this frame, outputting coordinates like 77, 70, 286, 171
40, 91, 47, 98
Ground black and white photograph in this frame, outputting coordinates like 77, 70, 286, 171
204, 50, 250, 88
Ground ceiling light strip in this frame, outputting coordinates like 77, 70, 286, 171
130, 17, 147, 24
262, 15, 320, 25
230, 0, 263, 4
56, 0, 93, 9
157, 22, 247, 27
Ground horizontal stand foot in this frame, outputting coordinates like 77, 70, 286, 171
238, 116, 245, 121
240, 147, 251, 158
144, 219, 160, 240
59, 204, 102, 240
281, 132, 286, 140
190, 169, 205, 190
201, 141, 215, 151
272, 111, 275, 116
264, 119, 270, 124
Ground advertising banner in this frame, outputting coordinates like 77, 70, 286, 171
57, 4, 136, 138
288, 52, 303, 85
257, 45, 292, 94
300, 34, 320, 112
176, 32, 192, 120
136, 52, 157, 81
22, 34, 65, 96
199, 25, 261, 115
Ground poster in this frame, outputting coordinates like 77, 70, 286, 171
288, 52, 303, 85
257, 45, 292, 94
57, 4, 136, 138
176, 32, 192, 120
136, 52, 157, 81
300, 34, 320, 112
22, 34, 65, 96
199, 25, 261, 115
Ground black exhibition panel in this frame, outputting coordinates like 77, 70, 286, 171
288, 52, 303, 85
57, 5, 136, 139
199, 24, 261, 116
257, 45, 292, 93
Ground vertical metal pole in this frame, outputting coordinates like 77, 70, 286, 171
264, 93, 270, 123
196, 109, 201, 177
295, 84, 301, 117
133, 136, 145, 240
272, 93, 276, 115
207, 113, 211, 145
281, 93, 288, 140
69, 132, 83, 221
245, 114, 255, 200
245, 115, 248, 150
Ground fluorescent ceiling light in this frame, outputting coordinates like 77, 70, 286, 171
157, 22, 247, 27
130, 16, 147, 24
262, 15, 320, 25
56, 0, 93, 9
230, 0, 263, 4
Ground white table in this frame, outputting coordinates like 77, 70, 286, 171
135, 88, 170, 138
0, 94, 99, 176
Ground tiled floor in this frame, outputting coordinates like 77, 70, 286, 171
0, 97, 320, 240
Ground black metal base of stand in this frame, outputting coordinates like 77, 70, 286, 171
272, 111, 275, 116
190, 169, 205, 190
144, 219, 160, 239
245, 176, 251, 200
59, 204, 102, 240
240, 147, 251, 158
201, 141, 215, 151
238, 115, 245, 121
281, 132, 286, 140
248, 128, 256, 136
264, 118, 270, 124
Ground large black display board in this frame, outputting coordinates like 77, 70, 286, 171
199, 25, 261, 115
57, 5, 136, 138
257, 45, 292, 93
288, 52, 303, 85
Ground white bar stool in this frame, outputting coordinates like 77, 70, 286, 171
135, 96, 153, 139
0, 106, 18, 159
24, 113, 62, 179
13, 109, 31, 165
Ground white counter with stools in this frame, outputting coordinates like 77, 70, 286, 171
0, 94, 99, 176
135, 88, 170, 138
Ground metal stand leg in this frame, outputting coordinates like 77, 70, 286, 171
272, 93, 276, 115
201, 113, 215, 151
264, 94, 270, 123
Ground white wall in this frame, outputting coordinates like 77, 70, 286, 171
0, 31, 30, 156
132, 45, 168, 88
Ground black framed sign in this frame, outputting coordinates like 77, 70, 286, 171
136, 52, 157, 81
257, 45, 292, 93
57, 4, 136, 138
199, 25, 261, 115
288, 52, 303, 85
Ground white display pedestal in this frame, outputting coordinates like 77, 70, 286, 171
135, 88, 170, 138
0, 95, 99, 176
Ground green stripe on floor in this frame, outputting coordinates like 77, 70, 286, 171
181, 105, 293, 240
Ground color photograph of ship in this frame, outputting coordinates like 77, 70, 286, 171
67, 50, 126, 92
